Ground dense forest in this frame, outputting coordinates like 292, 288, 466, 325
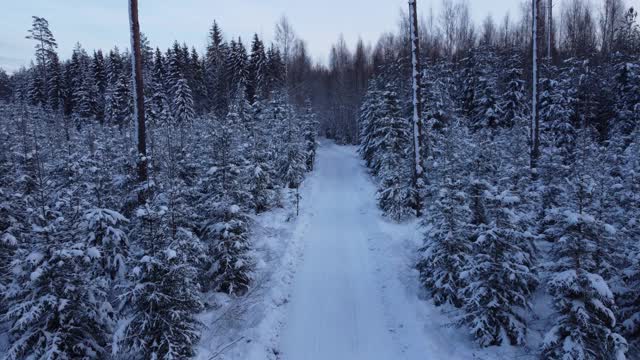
0, 12, 318, 360
357, 0, 640, 358
0, 0, 639, 359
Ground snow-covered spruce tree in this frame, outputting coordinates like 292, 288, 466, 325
542, 174, 628, 359
458, 51, 480, 121
204, 100, 249, 205
121, 199, 203, 360
110, 73, 132, 130
203, 201, 254, 296
188, 47, 208, 115
247, 34, 267, 103
418, 117, 472, 308
246, 99, 277, 213
172, 77, 195, 126
0, 187, 20, 312
0, 112, 20, 311
171, 75, 195, 154
358, 77, 385, 175
498, 52, 528, 130
247, 157, 272, 213
205, 21, 230, 116
460, 190, 537, 347
302, 99, 319, 172
619, 129, 640, 352
3, 158, 111, 359
622, 243, 640, 354
470, 49, 501, 131
421, 61, 455, 132
90, 50, 107, 123
538, 74, 577, 239
278, 108, 306, 190
418, 179, 472, 308
264, 92, 297, 195
225, 38, 249, 94
197, 104, 254, 295
376, 87, 414, 221
612, 61, 639, 146
79, 207, 129, 282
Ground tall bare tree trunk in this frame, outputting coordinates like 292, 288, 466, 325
129, 0, 148, 201
409, 0, 424, 217
531, 0, 541, 175
547, 0, 553, 61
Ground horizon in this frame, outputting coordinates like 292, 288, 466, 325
1, 0, 547, 72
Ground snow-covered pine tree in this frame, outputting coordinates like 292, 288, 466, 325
246, 99, 277, 213
265, 45, 285, 95
498, 52, 528, 129
417, 179, 471, 308
619, 128, 640, 352
376, 87, 414, 221
46, 52, 63, 113
111, 73, 132, 129
422, 61, 454, 132
149, 48, 170, 127
4, 153, 111, 359
171, 75, 195, 156
205, 97, 248, 205
538, 73, 577, 239
613, 61, 639, 146
27, 73, 46, 108
226, 38, 249, 97
79, 208, 129, 282
25, 16, 58, 109
460, 189, 537, 347
542, 173, 628, 359
418, 117, 472, 308
302, 99, 318, 171
121, 199, 203, 360
204, 202, 254, 296
197, 100, 255, 294
247, 34, 267, 103
172, 77, 195, 126
458, 51, 479, 122
0, 187, 20, 310
471, 49, 501, 131
73, 66, 97, 130
188, 47, 208, 114
278, 107, 305, 190
205, 21, 230, 116
358, 77, 385, 174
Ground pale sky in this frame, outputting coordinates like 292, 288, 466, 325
1, 0, 638, 72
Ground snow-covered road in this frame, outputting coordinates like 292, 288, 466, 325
197, 141, 518, 360
279, 142, 427, 360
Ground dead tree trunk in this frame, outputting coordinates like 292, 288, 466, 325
547, 0, 554, 61
409, 0, 424, 217
128, 0, 148, 201
531, 0, 542, 176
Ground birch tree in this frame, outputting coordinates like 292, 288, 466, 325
409, 0, 425, 216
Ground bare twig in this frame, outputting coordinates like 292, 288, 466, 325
208, 336, 246, 359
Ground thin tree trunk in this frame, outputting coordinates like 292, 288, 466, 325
129, 0, 148, 201
409, 0, 424, 217
531, 0, 541, 175
547, 0, 553, 61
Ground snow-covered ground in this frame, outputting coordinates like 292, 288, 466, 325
198, 140, 542, 360
195, 185, 308, 359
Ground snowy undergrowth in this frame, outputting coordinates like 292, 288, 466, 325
196, 180, 314, 360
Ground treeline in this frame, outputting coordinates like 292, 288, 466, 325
358, 1, 640, 359
0, 16, 318, 359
